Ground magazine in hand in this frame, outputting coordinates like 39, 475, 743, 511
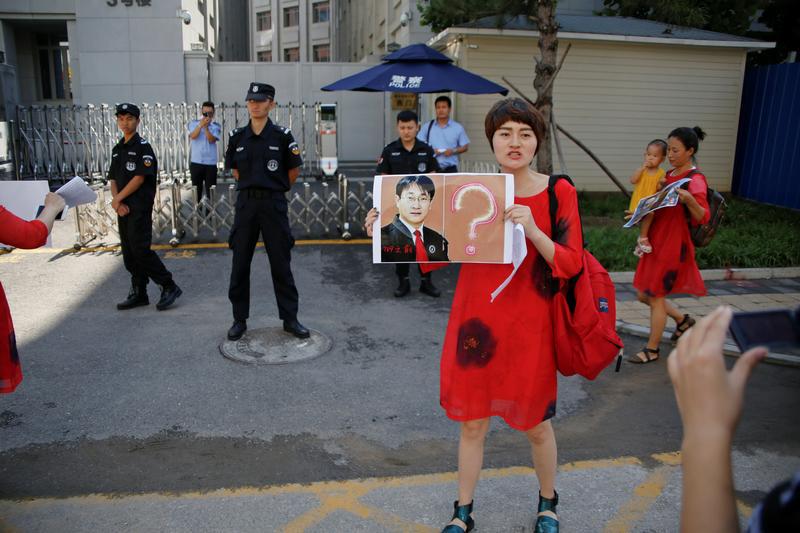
624, 177, 691, 228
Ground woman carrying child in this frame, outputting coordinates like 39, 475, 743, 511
628, 139, 667, 256
366, 98, 583, 532
629, 126, 710, 364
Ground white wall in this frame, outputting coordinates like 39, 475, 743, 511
456, 35, 748, 192
72, 0, 186, 104
210, 61, 385, 161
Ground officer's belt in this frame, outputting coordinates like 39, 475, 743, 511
241, 188, 286, 199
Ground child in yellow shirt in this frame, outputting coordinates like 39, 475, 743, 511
628, 139, 667, 256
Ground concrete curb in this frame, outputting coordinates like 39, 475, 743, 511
616, 320, 800, 367
609, 267, 800, 283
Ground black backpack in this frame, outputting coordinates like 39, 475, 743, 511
683, 172, 726, 248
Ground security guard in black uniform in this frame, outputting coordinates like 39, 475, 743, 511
376, 109, 441, 297
108, 103, 182, 311
225, 82, 309, 341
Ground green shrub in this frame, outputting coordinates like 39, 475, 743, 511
576, 193, 800, 271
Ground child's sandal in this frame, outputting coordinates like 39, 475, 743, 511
534, 491, 559, 533
627, 346, 660, 364
670, 314, 696, 342
637, 236, 653, 254
442, 500, 474, 533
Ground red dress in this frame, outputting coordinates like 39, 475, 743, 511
633, 168, 710, 298
440, 179, 584, 431
0, 206, 48, 393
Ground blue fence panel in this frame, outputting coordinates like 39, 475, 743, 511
733, 63, 800, 210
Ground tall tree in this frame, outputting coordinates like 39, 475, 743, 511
419, 0, 560, 174
600, 0, 762, 36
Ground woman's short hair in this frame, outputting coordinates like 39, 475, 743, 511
484, 98, 547, 153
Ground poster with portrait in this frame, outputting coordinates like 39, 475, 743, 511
372, 173, 514, 264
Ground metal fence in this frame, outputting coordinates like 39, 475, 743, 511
11, 102, 323, 183
71, 175, 373, 248
732, 63, 800, 210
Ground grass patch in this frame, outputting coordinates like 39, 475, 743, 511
576, 192, 800, 271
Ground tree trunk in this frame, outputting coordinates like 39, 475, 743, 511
534, 0, 558, 175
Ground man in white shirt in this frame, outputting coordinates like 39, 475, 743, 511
187, 101, 222, 204
418, 96, 470, 173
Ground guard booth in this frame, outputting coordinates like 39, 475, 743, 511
318, 103, 338, 178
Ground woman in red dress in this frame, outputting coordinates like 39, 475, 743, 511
367, 98, 582, 532
0, 192, 65, 393
629, 127, 710, 364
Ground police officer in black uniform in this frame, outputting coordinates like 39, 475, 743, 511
225, 82, 309, 341
376, 109, 442, 297
108, 103, 182, 311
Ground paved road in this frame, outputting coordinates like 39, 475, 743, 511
1, 240, 798, 532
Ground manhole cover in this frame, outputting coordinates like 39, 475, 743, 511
219, 326, 332, 365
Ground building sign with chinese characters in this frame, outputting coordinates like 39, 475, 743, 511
107, 0, 151, 6
387, 75, 423, 90
391, 93, 418, 110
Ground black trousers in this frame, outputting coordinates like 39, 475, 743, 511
228, 190, 299, 323
118, 207, 174, 289
396, 263, 431, 281
189, 163, 218, 203
440, 165, 459, 173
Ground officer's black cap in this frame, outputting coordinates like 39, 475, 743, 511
115, 103, 140, 118
246, 82, 275, 102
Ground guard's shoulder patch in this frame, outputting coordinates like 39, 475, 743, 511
139, 137, 149, 145
281, 126, 292, 135
229, 127, 244, 137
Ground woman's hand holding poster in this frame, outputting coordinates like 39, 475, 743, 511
371, 173, 514, 264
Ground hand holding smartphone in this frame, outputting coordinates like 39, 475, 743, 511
729, 306, 800, 351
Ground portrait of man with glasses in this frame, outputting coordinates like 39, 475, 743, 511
381, 174, 450, 264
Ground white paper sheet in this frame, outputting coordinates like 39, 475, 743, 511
490, 223, 527, 302
56, 176, 97, 207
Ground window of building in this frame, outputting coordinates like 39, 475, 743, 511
313, 44, 330, 62
312, 1, 329, 23
36, 34, 71, 101
283, 6, 299, 27
283, 47, 299, 62
256, 10, 271, 31
257, 50, 272, 62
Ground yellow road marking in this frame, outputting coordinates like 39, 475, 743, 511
164, 250, 197, 259
603, 465, 675, 533
5, 239, 371, 255
1, 456, 644, 506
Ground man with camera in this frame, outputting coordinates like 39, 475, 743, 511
187, 101, 221, 204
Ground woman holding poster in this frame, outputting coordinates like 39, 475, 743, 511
366, 98, 583, 532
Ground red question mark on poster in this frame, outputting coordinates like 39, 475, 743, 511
451, 183, 498, 256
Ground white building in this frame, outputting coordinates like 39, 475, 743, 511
250, 0, 334, 63
0, 0, 217, 113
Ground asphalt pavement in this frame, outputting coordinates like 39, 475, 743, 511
0, 221, 798, 532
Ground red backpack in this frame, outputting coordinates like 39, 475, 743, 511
548, 175, 623, 379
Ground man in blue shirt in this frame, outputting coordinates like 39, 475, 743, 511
187, 101, 222, 204
418, 95, 470, 173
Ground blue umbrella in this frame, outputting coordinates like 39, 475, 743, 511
321, 43, 508, 95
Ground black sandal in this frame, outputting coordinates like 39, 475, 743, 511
670, 314, 696, 342
534, 491, 559, 533
627, 346, 660, 364
442, 500, 474, 532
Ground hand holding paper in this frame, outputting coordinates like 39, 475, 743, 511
55, 176, 97, 208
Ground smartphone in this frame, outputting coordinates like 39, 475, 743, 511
729, 307, 800, 351
36, 204, 66, 220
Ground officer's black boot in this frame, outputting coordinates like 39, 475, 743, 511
394, 276, 411, 297
283, 319, 310, 339
419, 274, 441, 298
228, 320, 247, 341
117, 285, 149, 310
156, 283, 182, 311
